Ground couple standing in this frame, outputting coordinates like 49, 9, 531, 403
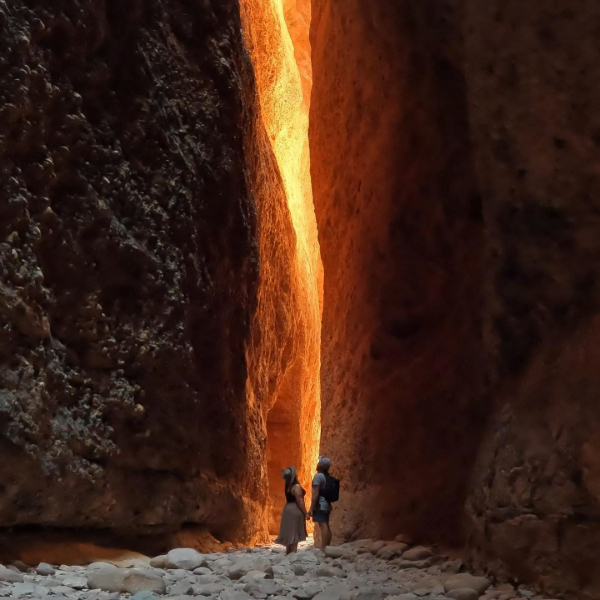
276, 456, 339, 554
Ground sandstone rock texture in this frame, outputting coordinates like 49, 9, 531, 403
0, 0, 288, 542
312, 0, 600, 597
310, 0, 484, 544
463, 1, 600, 598
240, 0, 322, 531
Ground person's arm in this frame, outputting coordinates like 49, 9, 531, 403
292, 484, 308, 518
310, 482, 320, 515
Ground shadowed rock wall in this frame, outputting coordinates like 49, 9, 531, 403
310, 0, 484, 544
0, 0, 285, 542
311, 0, 600, 596
464, 2, 600, 597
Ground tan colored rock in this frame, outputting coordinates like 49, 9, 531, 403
444, 574, 491, 596
325, 547, 347, 559
447, 589, 478, 600
149, 555, 167, 569
401, 547, 433, 562
376, 543, 408, 559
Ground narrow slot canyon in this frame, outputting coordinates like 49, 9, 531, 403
238, 0, 322, 534
1, 0, 600, 599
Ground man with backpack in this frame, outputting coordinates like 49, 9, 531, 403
309, 456, 339, 549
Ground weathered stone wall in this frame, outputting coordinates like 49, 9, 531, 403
0, 0, 280, 542
312, 0, 600, 596
310, 0, 484, 544
463, 2, 600, 597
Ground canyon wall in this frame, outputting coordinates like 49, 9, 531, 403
463, 2, 600, 598
312, 0, 600, 596
310, 0, 484, 544
0, 0, 288, 543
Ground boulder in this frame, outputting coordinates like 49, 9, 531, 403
376, 543, 408, 560
444, 574, 491, 596
86, 564, 127, 592
166, 548, 207, 571
369, 541, 387, 555
87, 564, 166, 595
447, 589, 479, 600
401, 547, 433, 561
150, 555, 168, 569
36, 562, 56, 576
13, 582, 49, 597
324, 547, 346, 559
0, 565, 24, 583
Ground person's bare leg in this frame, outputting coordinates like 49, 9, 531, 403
319, 522, 332, 548
286, 545, 293, 555
313, 525, 322, 549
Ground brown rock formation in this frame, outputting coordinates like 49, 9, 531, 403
310, 0, 484, 544
464, 2, 600, 597
0, 0, 286, 542
311, 0, 600, 596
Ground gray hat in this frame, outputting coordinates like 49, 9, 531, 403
318, 456, 331, 469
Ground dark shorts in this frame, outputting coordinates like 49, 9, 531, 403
312, 510, 330, 524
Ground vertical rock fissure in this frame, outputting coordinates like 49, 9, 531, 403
239, 0, 322, 533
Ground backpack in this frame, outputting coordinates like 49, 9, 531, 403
322, 474, 340, 503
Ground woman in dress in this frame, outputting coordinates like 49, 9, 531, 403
275, 466, 308, 554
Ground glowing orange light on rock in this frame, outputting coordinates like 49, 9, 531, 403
240, 0, 322, 533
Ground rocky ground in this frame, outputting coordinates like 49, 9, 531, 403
0, 537, 554, 600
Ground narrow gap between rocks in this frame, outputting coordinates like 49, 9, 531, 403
238, 0, 322, 535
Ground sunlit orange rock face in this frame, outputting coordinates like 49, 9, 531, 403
240, 0, 321, 531
464, 1, 600, 597
310, 0, 484, 545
